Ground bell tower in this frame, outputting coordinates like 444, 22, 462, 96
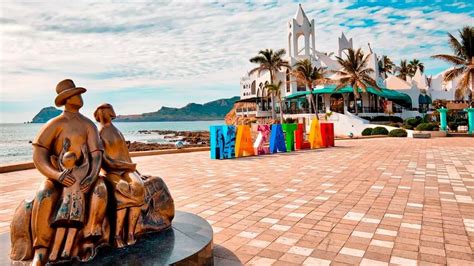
338, 32, 353, 57
288, 4, 316, 58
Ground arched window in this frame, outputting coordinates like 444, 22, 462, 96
286, 69, 291, 93
297, 34, 305, 56
297, 80, 306, 92
251, 81, 256, 95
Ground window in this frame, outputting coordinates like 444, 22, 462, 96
251, 81, 256, 95
286, 69, 291, 93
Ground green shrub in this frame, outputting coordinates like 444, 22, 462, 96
389, 128, 408, 137
401, 124, 413, 130
388, 122, 400, 128
404, 117, 422, 128
415, 122, 437, 131
361, 128, 373, 136
371, 127, 389, 135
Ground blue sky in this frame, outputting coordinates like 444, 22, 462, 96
1, 0, 473, 122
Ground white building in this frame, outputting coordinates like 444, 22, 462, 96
236, 4, 469, 133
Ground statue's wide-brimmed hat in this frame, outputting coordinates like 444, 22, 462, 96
54, 79, 87, 107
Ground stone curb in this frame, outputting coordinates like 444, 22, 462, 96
0, 147, 210, 173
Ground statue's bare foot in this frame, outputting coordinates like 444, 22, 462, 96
48, 249, 59, 262
127, 233, 137, 246
114, 236, 126, 248
32, 248, 47, 266
60, 250, 70, 259
84, 225, 102, 239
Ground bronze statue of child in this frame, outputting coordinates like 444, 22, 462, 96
48, 138, 90, 261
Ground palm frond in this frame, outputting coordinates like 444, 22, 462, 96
431, 54, 465, 66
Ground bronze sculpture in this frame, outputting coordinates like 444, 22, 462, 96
9, 80, 175, 265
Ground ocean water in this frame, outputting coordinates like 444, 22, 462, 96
0, 120, 223, 164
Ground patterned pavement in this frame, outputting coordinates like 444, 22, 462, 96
1, 138, 474, 265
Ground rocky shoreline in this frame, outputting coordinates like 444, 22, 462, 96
128, 130, 210, 152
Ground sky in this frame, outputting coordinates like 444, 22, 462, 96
1, 0, 473, 123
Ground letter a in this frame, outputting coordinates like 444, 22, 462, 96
269, 124, 287, 153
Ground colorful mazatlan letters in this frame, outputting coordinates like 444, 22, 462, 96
308, 118, 323, 149
253, 125, 270, 155
235, 125, 254, 157
282, 123, 297, 152
269, 124, 287, 153
210, 120, 334, 160
210, 125, 236, 159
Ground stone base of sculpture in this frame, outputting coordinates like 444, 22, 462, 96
2, 211, 213, 265
9, 175, 174, 264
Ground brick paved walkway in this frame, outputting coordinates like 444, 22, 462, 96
1, 138, 474, 265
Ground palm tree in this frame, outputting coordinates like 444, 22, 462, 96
432, 26, 474, 100
249, 49, 290, 120
378, 55, 395, 77
333, 48, 380, 115
292, 59, 329, 115
396, 60, 411, 80
408, 59, 424, 74
264, 81, 285, 122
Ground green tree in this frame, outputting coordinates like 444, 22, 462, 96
378, 55, 395, 77
249, 49, 290, 120
432, 26, 474, 99
292, 59, 329, 115
408, 59, 424, 75
264, 81, 285, 122
396, 60, 411, 80
333, 48, 380, 115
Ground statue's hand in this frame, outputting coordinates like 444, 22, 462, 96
80, 175, 94, 193
58, 169, 76, 187
128, 163, 137, 172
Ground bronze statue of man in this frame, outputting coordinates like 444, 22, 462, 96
30, 79, 107, 265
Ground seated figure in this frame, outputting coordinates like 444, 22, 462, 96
94, 103, 175, 244
10, 80, 174, 265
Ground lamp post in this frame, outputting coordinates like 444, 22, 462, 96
438, 107, 448, 132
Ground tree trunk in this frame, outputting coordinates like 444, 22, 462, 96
279, 97, 285, 123
314, 92, 319, 116
270, 71, 276, 120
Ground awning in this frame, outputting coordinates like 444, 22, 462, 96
285, 85, 412, 106
418, 94, 432, 105
235, 97, 259, 103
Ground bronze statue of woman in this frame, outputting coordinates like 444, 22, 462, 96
93, 103, 146, 248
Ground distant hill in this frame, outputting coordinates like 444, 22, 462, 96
114, 96, 240, 122
31, 106, 62, 123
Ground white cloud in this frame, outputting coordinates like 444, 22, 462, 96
0, 0, 472, 122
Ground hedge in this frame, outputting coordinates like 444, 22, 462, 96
389, 128, 408, 137
415, 122, 438, 131
371, 127, 389, 135
361, 128, 373, 136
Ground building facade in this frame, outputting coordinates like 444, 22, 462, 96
237, 4, 470, 121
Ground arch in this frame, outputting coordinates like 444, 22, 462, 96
330, 93, 344, 113
286, 69, 291, 93
297, 34, 305, 56
348, 92, 363, 113
251, 81, 256, 95
288, 32, 292, 58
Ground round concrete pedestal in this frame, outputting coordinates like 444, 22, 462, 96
0, 211, 213, 265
